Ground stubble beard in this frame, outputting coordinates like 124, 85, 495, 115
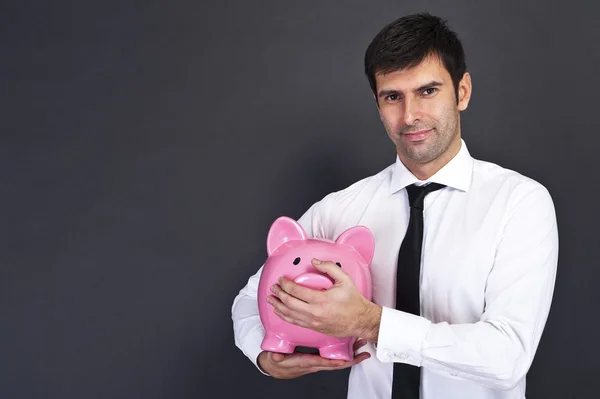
402, 128, 451, 164
388, 117, 459, 165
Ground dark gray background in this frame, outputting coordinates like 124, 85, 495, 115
1, 0, 598, 398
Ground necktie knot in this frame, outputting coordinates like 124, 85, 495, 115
406, 183, 446, 210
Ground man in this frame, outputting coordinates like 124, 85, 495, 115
231, 12, 558, 399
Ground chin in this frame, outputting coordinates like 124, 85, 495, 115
405, 148, 439, 164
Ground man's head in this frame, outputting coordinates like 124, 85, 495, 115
364, 13, 466, 101
364, 13, 472, 178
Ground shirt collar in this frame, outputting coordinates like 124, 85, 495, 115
389, 138, 474, 195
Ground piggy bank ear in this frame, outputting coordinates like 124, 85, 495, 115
336, 226, 375, 266
267, 216, 308, 256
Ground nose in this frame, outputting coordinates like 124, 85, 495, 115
402, 97, 420, 126
294, 272, 334, 290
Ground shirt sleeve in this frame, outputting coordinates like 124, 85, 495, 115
231, 201, 323, 375
375, 183, 559, 390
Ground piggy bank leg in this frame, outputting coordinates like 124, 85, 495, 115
261, 332, 295, 354
319, 340, 354, 361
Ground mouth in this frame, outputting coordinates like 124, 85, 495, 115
402, 129, 432, 142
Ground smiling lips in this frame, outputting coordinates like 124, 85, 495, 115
403, 129, 433, 142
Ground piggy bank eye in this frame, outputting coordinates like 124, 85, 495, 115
293, 257, 301, 265
336, 262, 342, 267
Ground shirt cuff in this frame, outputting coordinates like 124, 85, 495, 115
375, 306, 431, 366
242, 325, 270, 376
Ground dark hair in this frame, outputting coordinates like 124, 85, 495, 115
364, 13, 466, 100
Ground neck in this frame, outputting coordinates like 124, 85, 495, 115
400, 136, 462, 181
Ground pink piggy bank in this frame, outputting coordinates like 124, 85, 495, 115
257, 216, 374, 360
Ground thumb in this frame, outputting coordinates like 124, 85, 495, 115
311, 258, 348, 283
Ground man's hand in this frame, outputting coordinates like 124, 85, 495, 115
257, 339, 370, 379
267, 258, 382, 342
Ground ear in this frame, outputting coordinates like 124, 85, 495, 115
457, 72, 472, 111
335, 226, 375, 266
266, 216, 308, 256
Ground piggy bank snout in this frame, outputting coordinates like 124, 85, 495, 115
293, 272, 334, 290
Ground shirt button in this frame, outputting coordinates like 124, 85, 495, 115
450, 372, 458, 377
400, 353, 409, 359
385, 351, 394, 360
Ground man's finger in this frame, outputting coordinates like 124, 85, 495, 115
311, 258, 349, 283
301, 354, 346, 369
277, 278, 322, 303
295, 352, 362, 369
271, 282, 316, 312
348, 351, 371, 366
310, 352, 370, 372
353, 338, 368, 352
311, 365, 347, 372
271, 352, 286, 362
272, 305, 312, 329
311, 351, 370, 369
268, 295, 308, 321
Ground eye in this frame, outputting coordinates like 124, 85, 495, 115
293, 257, 301, 265
422, 87, 437, 96
385, 94, 399, 101
335, 262, 342, 267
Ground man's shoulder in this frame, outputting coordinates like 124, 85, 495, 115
306, 163, 394, 236
329, 164, 394, 197
322, 163, 394, 203
472, 157, 552, 200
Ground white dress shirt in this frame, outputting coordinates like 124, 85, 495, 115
231, 139, 558, 399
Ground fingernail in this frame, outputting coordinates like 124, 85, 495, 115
270, 285, 276, 293
312, 258, 321, 264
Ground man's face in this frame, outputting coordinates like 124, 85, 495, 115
374, 55, 471, 167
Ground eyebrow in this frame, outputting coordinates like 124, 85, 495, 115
377, 80, 444, 98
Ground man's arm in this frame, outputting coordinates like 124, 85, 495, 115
373, 183, 558, 390
272, 182, 557, 390
231, 264, 269, 374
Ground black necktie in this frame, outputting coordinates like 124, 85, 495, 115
392, 183, 446, 399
